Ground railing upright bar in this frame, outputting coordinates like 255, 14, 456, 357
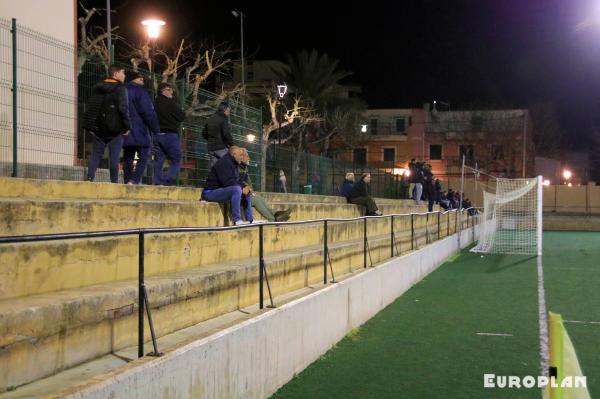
363, 217, 367, 269
411, 214, 414, 250
323, 220, 328, 285
138, 232, 145, 358
143, 285, 162, 356
390, 215, 394, 257
437, 212, 441, 240
259, 224, 264, 309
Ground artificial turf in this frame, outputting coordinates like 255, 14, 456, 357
271, 232, 598, 399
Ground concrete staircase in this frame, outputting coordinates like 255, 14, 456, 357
0, 177, 449, 394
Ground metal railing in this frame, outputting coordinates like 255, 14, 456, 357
0, 207, 478, 359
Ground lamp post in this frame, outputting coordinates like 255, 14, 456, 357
141, 19, 165, 93
277, 83, 288, 145
232, 9, 245, 96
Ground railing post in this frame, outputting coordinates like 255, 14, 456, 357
363, 217, 367, 269
447, 212, 450, 236
11, 18, 17, 178
437, 212, 441, 240
323, 220, 328, 284
411, 214, 414, 250
390, 215, 394, 257
138, 232, 145, 358
259, 224, 264, 309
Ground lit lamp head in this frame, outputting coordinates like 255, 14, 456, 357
246, 133, 256, 143
562, 169, 572, 180
360, 124, 368, 133
142, 19, 166, 39
277, 83, 288, 99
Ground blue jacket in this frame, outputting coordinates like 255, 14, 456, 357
340, 180, 354, 199
204, 153, 239, 189
124, 82, 160, 147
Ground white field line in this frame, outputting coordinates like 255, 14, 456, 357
475, 332, 513, 337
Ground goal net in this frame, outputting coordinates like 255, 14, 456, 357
471, 176, 542, 256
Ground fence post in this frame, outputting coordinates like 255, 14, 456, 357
259, 224, 264, 309
138, 232, 145, 358
11, 18, 17, 178
363, 217, 367, 269
411, 214, 414, 250
447, 212, 450, 236
437, 212, 441, 240
390, 215, 394, 257
323, 220, 328, 284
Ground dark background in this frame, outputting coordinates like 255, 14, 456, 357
83, 0, 600, 150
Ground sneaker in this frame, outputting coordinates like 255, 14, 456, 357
374, 210, 383, 216
234, 220, 250, 226
251, 219, 268, 224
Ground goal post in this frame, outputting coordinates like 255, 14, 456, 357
471, 175, 543, 256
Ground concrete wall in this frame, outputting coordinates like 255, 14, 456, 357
59, 227, 477, 399
0, 1, 77, 168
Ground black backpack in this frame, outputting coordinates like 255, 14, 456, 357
82, 85, 126, 136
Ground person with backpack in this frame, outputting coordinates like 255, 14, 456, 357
123, 73, 159, 184
84, 65, 130, 183
203, 102, 234, 167
153, 82, 186, 185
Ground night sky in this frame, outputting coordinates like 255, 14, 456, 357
84, 0, 600, 149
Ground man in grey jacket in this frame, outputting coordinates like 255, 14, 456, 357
203, 102, 234, 167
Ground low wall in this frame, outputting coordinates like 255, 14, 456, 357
58, 227, 477, 399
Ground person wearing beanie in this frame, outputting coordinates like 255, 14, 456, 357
154, 82, 185, 185
123, 73, 159, 184
203, 101, 234, 167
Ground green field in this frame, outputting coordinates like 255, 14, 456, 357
271, 232, 599, 399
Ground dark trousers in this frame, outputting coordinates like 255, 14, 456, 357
87, 135, 123, 183
123, 146, 150, 184
350, 196, 378, 215
428, 197, 435, 212
153, 133, 182, 185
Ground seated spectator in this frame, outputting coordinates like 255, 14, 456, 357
439, 191, 450, 211
339, 172, 355, 202
349, 173, 382, 216
201, 146, 253, 225
239, 149, 292, 222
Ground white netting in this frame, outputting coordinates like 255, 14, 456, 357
471, 177, 541, 255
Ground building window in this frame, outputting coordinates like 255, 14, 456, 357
491, 144, 504, 160
383, 148, 395, 162
354, 148, 367, 166
459, 145, 474, 163
395, 118, 406, 134
429, 144, 442, 160
408, 116, 412, 126
247, 70, 254, 80
370, 118, 378, 135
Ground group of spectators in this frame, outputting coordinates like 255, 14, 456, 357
84, 64, 185, 186
84, 64, 292, 225
340, 172, 382, 216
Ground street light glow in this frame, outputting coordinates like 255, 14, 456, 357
542, 179, 551, 186
562, 169, 572, 180
361, 124, 368, 133
246, 133, 256, 143
277, 83, 288, 99
142, 19, 166, 39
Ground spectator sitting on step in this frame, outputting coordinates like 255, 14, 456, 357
339, 172, 355, 202
349, 173, 382, 216
439, 191, 450, 211
238, 149, 292, 222
201, 146, 254, 225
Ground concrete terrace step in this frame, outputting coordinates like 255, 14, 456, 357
0, 213, 452, 300
0, 224, 458, 392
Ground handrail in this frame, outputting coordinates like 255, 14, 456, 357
0, 206, 478, 360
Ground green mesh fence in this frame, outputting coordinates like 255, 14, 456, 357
266, 145, 408, 198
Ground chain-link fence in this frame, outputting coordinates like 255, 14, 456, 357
266, 145, 407, 198
2, 17, 263, 186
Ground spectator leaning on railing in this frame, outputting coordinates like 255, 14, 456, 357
154, 82, 185, 186
123, 73, 159, 185
201, 146, 254, 225
203, 102, 234, 167
83, 64, 131, 183
349, 173, 382, 216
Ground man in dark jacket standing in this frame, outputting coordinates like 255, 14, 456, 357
85, 65, 130, 183
201, 146, 254, 225
203, 102, 234, 167
154, 82, 186, 185
124, 74, 159, 184
349, 173, 382, 216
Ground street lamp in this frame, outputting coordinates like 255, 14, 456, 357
277, 83, 287, 144
246, 133, 256, 143
142, 19, 165, 39
232, 10, 246, 95
360, 124, 368, 133
562, 169, 572, 180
